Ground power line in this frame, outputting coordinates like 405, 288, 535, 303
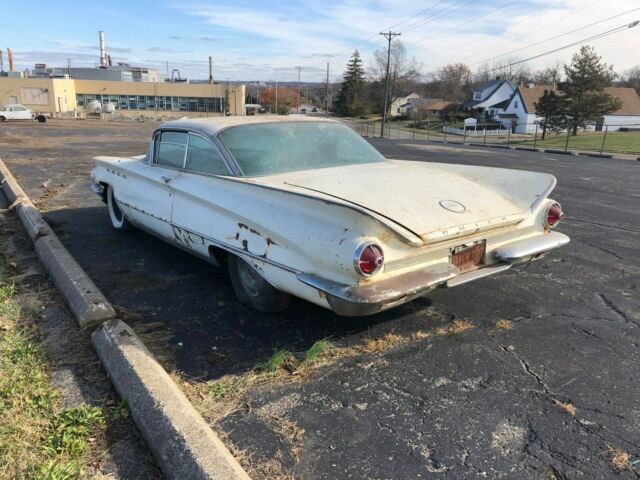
467, 6, 640, 67
467, 19, 639, 79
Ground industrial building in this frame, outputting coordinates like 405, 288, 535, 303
0, 31, 246, 117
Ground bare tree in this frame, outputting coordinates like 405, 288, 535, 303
370, 40, 422, 114
620, 65, 640, 95
533, 61, 563, 87
475, 56, 531, 85
434, 63, 472, 101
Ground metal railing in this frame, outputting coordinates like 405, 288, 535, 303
340, 118, 640, 156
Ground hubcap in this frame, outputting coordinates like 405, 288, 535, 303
238, 260, 264, 297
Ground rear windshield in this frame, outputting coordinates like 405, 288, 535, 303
217, 121, 385, 176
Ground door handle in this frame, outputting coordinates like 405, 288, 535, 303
161, 176, 172, 184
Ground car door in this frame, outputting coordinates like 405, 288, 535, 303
119, 130, 186, 239
169, 132, 234, 257
14, 105, 31, 120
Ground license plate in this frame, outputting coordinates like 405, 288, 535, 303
451, 242, 486, 271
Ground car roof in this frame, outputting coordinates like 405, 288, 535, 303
157, 115, 338, 136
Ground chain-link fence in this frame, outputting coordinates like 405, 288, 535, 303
340, 118, 640, 156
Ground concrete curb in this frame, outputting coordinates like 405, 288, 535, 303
35, 235, 116, 329
514, 147, 540, 152
577, 152, 614, 159
544, 149, 576, 155
0, 158, 29, 204
93, 320, 250, 480
17, 202, 55, 241
1, 158, 252, 480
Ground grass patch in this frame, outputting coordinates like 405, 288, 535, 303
0, 242, 106, 479
255, 349, 296, 374
304, 339, 334, 363
435, 320, 474, 336
513, 131, 640, 155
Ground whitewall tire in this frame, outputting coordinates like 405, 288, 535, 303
107, 184, 134, 232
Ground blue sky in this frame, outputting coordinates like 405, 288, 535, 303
2, 0, 639, 81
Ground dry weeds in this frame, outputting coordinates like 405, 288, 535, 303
554, 400, 576, 416
610, 448, 630, 471
495, 320, 514, 330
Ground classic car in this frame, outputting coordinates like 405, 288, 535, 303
90, 116, 569, 315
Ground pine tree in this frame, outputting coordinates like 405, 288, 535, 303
535, 89, 567, 139
335, 50, 368, 116
559, 46, 622, 135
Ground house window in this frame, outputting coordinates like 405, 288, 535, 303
474, 92, 481, 100
514, 100, 519, 108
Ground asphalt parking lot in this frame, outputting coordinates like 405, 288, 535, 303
1, 120, 639, 479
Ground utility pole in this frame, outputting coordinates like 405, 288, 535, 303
275, 68, 279, 114
325, 62, 330, 117
380, 31, 401, 137
208, 56, 213, 83
296, 66, 302, 112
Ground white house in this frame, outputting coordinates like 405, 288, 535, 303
390, 92, 420, 117
498, 84, 640, 134
463, 79, 516, 118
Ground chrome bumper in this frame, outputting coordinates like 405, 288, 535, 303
493, 231, 570, 262
297, 231, 570, 316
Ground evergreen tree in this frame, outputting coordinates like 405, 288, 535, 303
335, 50, 367, 116
559, 46, 622, 135
535, 89, 567, 139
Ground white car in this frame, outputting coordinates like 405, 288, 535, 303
90, 116, 569, 315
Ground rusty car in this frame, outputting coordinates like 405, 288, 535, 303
90, 116, 569, 315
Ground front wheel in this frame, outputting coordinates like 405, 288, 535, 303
107, 184, 134, 232
228, 255, 291, 313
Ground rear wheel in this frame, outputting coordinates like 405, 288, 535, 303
107, 184, 134, 232
0, 116, 6, 122
228, 255, 291, 313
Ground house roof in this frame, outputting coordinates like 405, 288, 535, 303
426, 100, 458, 111
489, 99, 510, 110
605, 87, 640, 115
514, 85, 640, 115
475, 78, 503, 92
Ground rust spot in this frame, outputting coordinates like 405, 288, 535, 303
241, 239, 249, 251
343, 228, 349, 233
238, 222, 249, 230
266, 237, 278, 247
317, 290, 326, 299
249, 228, 261, 236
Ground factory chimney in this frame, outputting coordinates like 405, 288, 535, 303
108, 54, 113, 67
8, 48, 14, 72
0, 50, 3, 73
209, 56, 213, 83
99, 31, 107, 68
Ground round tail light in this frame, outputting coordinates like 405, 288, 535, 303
354, 243, 384, 276
545, 202, 564, 228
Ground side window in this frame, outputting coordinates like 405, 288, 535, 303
156, 131, 188, 168
185, 134, 229, 175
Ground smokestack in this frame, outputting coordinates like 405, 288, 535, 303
208, 56, 213, 83
99, 31, 107, 68
0, 50, 3, 72
108, 54, 112, 67
8, 48, 14, 72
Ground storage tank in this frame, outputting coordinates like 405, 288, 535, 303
103, 102, 116, 113
85, 100, 102, 113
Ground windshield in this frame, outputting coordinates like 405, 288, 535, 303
217, 121, 385, 176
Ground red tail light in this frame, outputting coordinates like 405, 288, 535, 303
545, 202, 564, 228
354, 243, 384, 276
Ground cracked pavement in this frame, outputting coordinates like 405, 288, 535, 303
1, 122, 639, 478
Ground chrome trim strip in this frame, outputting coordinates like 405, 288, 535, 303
445, 263, 512, 288
90, 183, 104, 195
494, 231, 570, 262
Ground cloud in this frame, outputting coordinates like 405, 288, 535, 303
168, 35, 217, 42
148, 47, 192, 54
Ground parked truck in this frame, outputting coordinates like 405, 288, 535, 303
0, 104, 46, 122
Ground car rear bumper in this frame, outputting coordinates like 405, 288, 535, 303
297, 231, 570, 316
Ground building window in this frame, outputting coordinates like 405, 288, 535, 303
474, 92, 481, 100
514, 100, 519, 108
75, 93, 225, 112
